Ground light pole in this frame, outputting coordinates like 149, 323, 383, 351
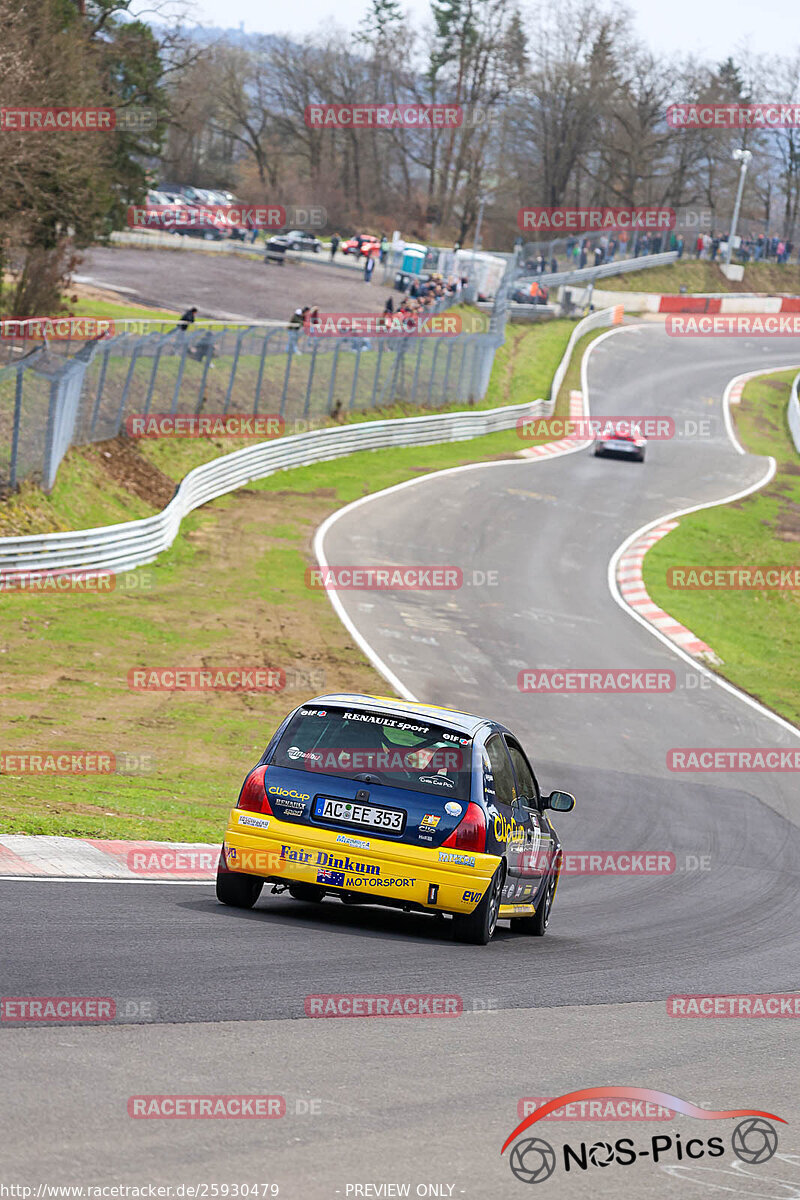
726, 148, 752, 265
468, 193, 488, 300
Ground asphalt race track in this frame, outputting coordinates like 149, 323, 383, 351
3, 323, 800, 1198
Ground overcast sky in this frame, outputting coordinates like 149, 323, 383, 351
190, 0, 791, 60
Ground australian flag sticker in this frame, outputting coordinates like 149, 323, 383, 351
317, 868, 346, 887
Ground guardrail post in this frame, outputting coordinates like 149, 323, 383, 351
42, 377, 60, 493
170, 337, 191, 415
88, 343, 112, 439
279, 344, 294, 416
223, 329, 246, 415
253, 330, 271, 415
441, 340, 456, 407
116, 341, 141, 432
326, 342, 342, 415
370, 341, 385, 409
303, 342, 320, 418
426, 339, 443, 406
454, 338, 468, 402
410, 339, 425, 405
9, 368, 24, 490
143, 341, 166, 417
348, 346, 363, 409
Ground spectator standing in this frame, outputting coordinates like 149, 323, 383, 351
677, 234, 684, 258
288, 305, 309, 354
550, 256, 558, 273
330, 233, 340, 260
364, 252, 375, 282
379, 235, 389, 264
177, 306, 198, 332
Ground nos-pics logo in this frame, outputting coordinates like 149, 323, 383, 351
501, 1087, 784, 1184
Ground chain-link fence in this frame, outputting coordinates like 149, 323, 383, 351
0, 294, 506, 494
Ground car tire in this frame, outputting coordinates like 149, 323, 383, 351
216, 862, 263, 909
593, 447, 603, 457
637, 449, 646, 462
288, 883, 325, 903
515, 870, 558, 937
452, 866, 503, 945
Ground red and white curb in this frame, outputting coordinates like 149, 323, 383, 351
517, 389, 590, 459
0, 835, 219, 880
616, 524, 721, 663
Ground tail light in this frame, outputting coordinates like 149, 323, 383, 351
441, 802, 486, 853
236, 766, 273, 814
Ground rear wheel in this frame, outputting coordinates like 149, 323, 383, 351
452, 867, 503, 945
288, 883, 325, 903
216, 864, 263, 909
516, 871, 557, 936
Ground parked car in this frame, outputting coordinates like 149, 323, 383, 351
283, 230, 322, 254
342, 235, 380, 258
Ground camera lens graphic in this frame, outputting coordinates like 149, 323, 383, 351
731, 1117, 778, 1164
509, 1137, 557, 1184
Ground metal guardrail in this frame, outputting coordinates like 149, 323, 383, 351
0, 307, 623, 577
516, 251, 678, 291
789, 372, 800, 455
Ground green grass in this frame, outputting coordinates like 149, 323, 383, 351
601, 261, 800, 294
0, 316, 594, 837
644, 370, 800, 726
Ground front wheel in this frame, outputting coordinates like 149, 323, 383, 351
516, 871, 558, 936
216, 864, 263, 909
452, 867, 503, 945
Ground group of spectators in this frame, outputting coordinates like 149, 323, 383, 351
695, 231, 797, 264
524, 230, 688, 276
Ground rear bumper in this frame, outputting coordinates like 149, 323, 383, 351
221, 808, 500, 914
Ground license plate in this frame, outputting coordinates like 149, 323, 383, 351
313, 796, 404, 833
607, 440, 635, 451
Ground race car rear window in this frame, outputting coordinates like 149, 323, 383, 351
271, 706, 472, 802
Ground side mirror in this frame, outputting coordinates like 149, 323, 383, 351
545, 790, 575, 812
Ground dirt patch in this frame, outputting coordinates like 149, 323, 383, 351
86, 436, 177, 508
775, 499, 800, 541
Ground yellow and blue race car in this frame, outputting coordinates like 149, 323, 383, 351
216, 693, 575, 944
